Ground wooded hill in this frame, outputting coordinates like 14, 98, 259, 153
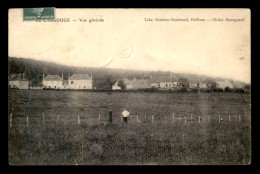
8, 57, 246, 89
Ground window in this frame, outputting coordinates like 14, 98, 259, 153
71, 81, 73, 84
84, 86, 86, 89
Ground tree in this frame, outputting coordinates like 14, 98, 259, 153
224, 87, 232, 92
117, 80, 125, 90
244, 84, 251, 90
179, 77, 189, 88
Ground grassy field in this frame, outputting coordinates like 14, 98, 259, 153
8, 89, 251, 165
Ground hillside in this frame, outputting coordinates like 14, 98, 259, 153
8, 57, 247, 89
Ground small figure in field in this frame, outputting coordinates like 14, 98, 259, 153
122, 108, 130, 124
109, 107, 113, 123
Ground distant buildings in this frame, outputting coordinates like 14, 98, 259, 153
9, 71, 245, 91
9, 73, 29, 89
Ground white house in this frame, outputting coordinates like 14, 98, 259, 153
199, 83, 208, 89
189, 82, 199, 89
43, 75, 63, 89
68, 74, 93, 89
150, 75, 174, 89
112, 81, 122, 90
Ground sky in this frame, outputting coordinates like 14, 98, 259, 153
8, 9, 251, 83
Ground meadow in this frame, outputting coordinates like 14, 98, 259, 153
8, 89, 251, 165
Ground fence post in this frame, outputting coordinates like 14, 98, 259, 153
152, 115, 154, 124
78, 115, 80, 125
172, 113, 174, 123
27, 115, 29, 127
199, 116, 200, 123
10, 113, 12, 128
99, 114, 101, 123
42, 113, 45, 127
57, 114, 60, 124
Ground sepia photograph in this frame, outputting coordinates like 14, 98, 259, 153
8, 8, 251, 165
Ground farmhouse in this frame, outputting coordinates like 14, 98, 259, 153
199, 82, 208, 89
112, 81, 122, 90
189, 82, 199, 89
189, 81, 208, 89
9, 73, 29, 89
172, 81, 181, 89
43, 74, 63, 89
150, 75, 175, 89
123, 78, 150, 90
68, 74, 93, 89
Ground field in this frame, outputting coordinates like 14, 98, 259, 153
8, 89, 251, 165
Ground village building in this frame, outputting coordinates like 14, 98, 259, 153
150, 75, 179, 89
189, 82, 199, 89
216, 80, 234, 89
123, 78, 150, 90
9, 73, 29, 89
43, 74, 63, 89
189, 81, 208, 89
68, 74, 93, 89
199, 82, 208, 89
112, 81, 122, 90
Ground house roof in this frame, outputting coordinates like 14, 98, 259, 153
9, 74, 28, 81
43, 75, 62, 81
69, 74, 92, 80
150, 76, 173, 83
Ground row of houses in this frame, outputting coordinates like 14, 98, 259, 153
112, 75, 235, 90
9, 73, 239, 90
9, 73, 93, 90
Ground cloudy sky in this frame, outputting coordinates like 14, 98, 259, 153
9, 9, 250, 83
